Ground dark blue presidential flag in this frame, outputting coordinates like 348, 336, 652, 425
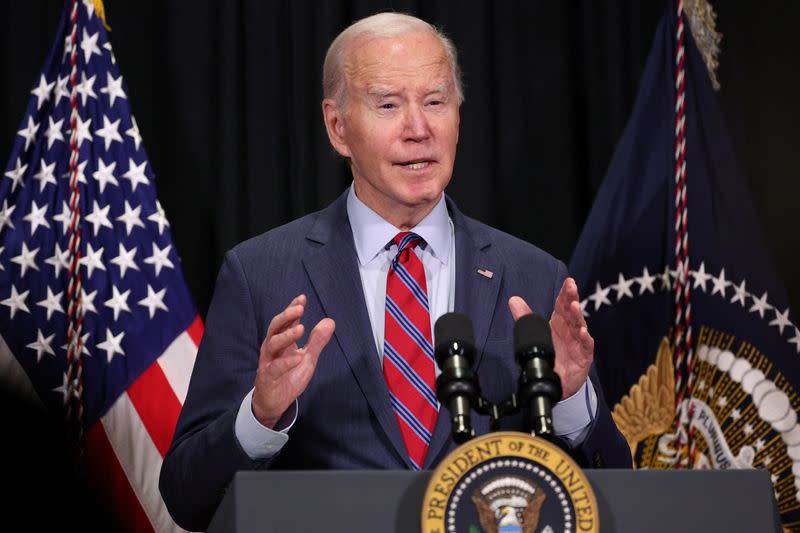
1, 1, 201, 531
569, 1, 800, 528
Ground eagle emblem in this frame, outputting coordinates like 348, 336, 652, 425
471, 476, 546, 533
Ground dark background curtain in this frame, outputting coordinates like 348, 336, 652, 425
2, 0, 798, 317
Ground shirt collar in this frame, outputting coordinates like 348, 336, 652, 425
346, 184, 451, 266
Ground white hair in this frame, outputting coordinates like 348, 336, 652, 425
322, 12, 464, 108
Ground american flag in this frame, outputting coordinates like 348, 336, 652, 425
1, 1, 200, 531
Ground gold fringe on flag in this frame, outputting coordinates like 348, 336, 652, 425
92, 0, 111, 31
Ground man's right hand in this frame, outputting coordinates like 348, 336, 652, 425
252, 294, 336, 428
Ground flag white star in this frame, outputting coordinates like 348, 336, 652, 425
691, 261, 712, 292
0, 200, 16, 231
122, 158, 149, 191
716, 396, 727, 408
138, 284, 169, 318
45, 242, 70, 278
588, 282, 611, 311
743, 423, 754, 435
116, 200, 145, 235
0, 246, 4, 270
579, 299, 589, 318
52, 200, 72, 234
749, 291, 772, 319
85, 200, 113, 236
79, 243, 106, 278
80, 28, 102, 64
26, 329, 56, 362
81, 288, 98, 315
11, 243, 40, 277
104, 286, 131, 321
23, 200, 50, 236
62, 332, 91, 357
95, 115, 123, 151
612, 273, 635, 301
144, 243, 175, 276
17, 116, 39, 151
36, 287, 63, 320
32, 159, 57, 192
62, 34, 73, 61
62, 159, 89, 185
100, 72, 126, 107
147, 200, 170, 235
30, 74, 54, 110
110, 243, 140, 279
92, 158, 119, 193
763, 456, 772, 467
74, 114, 93, 147
4, 157, 27, 192
788, 328, 800, 354
2, 285, 30, 318
76, 72, 97, 106
659, 265, 672, 290
103, 41, 116, 65
53, 372, 72, 401
697, 379, 706, 391
44, 117, 65, 150
730, 408, 741, 421
54, 74, 70, 105
97, 328, 126, 362
710, 268, 730, 298
126, 116, 142, 150
82, 0, 95, 17
755, 439, 766, 452
730, 280, 747, 307
769, 307, 792, 335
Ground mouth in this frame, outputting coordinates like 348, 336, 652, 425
396, 160, 435, 170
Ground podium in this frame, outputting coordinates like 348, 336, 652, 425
208, 469, 781, 532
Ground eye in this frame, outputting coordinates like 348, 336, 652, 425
427, 100, 443, 106
380, 103, 396, 110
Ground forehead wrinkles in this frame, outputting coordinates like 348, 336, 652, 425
343, 36, 452, 94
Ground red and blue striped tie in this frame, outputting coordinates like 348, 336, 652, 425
383, 232, 439, 470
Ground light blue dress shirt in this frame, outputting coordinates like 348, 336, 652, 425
234, 185, 596, 460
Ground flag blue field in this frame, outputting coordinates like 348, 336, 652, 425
569, 1, 800, 528
1, 1, 201, 531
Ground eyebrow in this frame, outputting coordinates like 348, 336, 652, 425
366, 83, 451, 100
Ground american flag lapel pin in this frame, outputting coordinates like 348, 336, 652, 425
477, 268, 493, 279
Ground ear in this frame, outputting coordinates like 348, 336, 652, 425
322, 98, 352, 158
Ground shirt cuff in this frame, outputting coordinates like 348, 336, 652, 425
551, 377, 597, 446
234, 388, 297, 460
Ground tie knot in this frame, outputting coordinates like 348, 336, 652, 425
391, 232, 425, 253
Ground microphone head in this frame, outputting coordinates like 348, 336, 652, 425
514, 313, 554, 360
434, 312, 475, 364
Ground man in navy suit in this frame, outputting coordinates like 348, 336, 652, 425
160, 12, 630, 531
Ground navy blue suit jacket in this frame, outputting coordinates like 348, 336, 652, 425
160, 192, 630, 531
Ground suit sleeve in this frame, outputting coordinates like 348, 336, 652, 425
552, 260, 632, 468
159, 250, 273, 531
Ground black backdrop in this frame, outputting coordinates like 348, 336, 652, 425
2, 0, 799, 316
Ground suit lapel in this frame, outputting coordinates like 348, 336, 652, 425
301, 194, 413, 468
424, 199, 504, 468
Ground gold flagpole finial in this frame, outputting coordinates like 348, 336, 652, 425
93, 0, 111, 31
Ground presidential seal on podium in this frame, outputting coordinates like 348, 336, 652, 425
421, 432, 598, 533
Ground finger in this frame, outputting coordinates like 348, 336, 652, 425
264, 323, 305, 358
302, 318, 336, 360
579, 326, 595, 355
508, 296, 533, 321
266, 300, 306, 338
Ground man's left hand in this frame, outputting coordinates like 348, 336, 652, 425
508, 277, 594, 399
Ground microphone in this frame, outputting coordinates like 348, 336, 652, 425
434, 313, 479, 444
514, 314, 562, 437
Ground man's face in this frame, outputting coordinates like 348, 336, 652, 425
323, 31, 460, 228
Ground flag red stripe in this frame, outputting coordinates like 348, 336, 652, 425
187, 315, 204, 347
127, 360, 183, 457
86, 423, 156, 533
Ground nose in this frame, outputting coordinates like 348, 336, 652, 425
402, 104, 431, 142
